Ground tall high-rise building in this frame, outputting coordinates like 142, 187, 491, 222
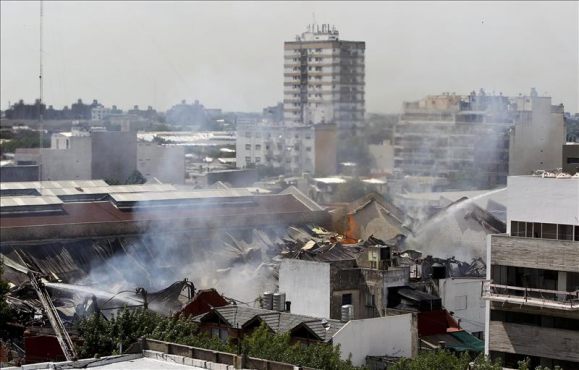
283, 24, 365, 129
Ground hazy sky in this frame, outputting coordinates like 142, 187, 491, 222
1, 1, 578, 113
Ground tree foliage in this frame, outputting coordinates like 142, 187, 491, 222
125, 170, 147, 185
75, 311, 358, 369
391, 350, 561, 370
0, 129, 50, 155
241, 323, 355, 369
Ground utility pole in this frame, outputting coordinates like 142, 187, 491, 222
38, 0, 44, 181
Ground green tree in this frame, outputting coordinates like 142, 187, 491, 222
240, 323, 357, 370
391, 351, 560, 370
76, 312, 114, 358
75, 312, 358, 369
125, 170, 147, 185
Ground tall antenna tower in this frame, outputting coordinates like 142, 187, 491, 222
38, 0, 44, 181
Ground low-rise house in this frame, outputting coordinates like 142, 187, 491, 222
193, 305, 417, 367
279, 240, 409, 320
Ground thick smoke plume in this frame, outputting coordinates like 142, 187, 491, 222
74, 222, 286, 305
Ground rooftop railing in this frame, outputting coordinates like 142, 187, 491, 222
483, 282, 579, 311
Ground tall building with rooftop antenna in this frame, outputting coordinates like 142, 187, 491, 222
283, 24, 365, 129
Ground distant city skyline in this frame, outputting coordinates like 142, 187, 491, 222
1, 1, 577, 113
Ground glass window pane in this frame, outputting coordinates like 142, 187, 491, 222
525, 222, 533, 238
542, 223, 557, 239
533, 223, 542, 238
558, 224, 573, 240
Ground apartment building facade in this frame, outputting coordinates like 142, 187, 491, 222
484, 176, 579, 369
236, 122, 336, 176
283, 24, 365, 129
393, 91, 512, 189
393, 89, 566, 189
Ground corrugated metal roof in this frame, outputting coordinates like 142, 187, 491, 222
38, 184, 176, 197
1, 195, 64, 215
1, 196, 63, 208
110, 189, 252, 203
0, 180, 108, 191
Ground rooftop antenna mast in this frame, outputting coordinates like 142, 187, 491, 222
38, 0, 44, 181
312, 12, 316, 31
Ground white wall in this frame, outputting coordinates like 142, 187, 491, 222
41, 136, 92, 181
332, 314, 415, 366
507, 176, 579, 227
438, 278, 485, 335
137, 143, 185, 184
279, 259, 331, 318
508, 96, 565, 176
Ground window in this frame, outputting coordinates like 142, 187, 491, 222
525, 222, 533, 238
244, 131, 251, 138
255, 144, 261, 150
365, 294, 375, 307
342, 293, 352, 305
533, 222, 542, 238
245, 144, 251, 150
245, 156, 251, 163
511, 221, 524, 237
542, 223, 557, 239
558, 224, 573, 240
306, 147, 312, 152
576, 226, 579, 241
211, 327, 229, 342
255, 157, 261, 163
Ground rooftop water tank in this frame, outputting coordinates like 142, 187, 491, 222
273, 292, 286, 312
341, 304, 354, 322
262, 291, 273, 310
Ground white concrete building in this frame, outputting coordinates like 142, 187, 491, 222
279, 259, 332, 318
91, 105, 111, 121
137, 142, 185, 184
283, 24, 365, 129
333, 314, 417, 366
279, 257, 409, 321
484, 175, 579, 368
37, 129, 137, 182
438, 277, 486, 337
235, 122, 336, 176
508, 90, 566, 176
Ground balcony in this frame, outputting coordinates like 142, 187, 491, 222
483, 282, 579, 311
